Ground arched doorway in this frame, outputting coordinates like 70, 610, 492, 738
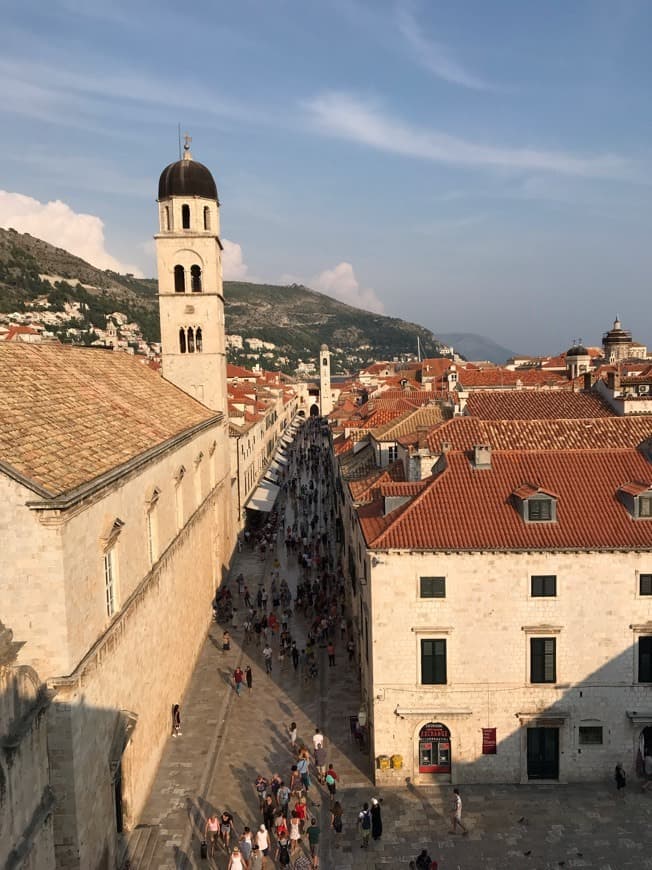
309, 403, 319, 417
418, 722, 451, 775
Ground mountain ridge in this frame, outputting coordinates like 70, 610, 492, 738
0, 227, 452, 371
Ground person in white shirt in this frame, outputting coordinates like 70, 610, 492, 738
312, 727, 324, 750
256, 825, 270, 862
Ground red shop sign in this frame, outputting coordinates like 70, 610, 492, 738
482, 728, 497, 755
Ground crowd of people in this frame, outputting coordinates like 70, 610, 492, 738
200, 416, 371, 868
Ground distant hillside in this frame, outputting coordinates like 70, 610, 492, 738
0, 228, 449, 371
437, 332, 517, 365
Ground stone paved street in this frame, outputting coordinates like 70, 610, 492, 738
135, 422, 652, 870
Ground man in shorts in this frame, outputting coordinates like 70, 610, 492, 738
449, 788, 468, 835
358, 802, 371, 848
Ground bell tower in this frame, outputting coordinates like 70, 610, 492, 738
155, 136, 227, 412
319, 343, 333, 416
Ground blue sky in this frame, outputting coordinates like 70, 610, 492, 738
1, 0, 650, 354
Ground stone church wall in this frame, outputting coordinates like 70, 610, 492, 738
0, 627, 55, 870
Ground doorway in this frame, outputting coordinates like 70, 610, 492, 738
527, 727, 559, 779
309, 403, 319, 417
418, 722, 451, 775
114, 761, 124, 833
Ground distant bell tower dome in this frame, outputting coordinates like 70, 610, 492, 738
155, 134, 227, 412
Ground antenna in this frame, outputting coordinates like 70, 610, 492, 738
177, 123, 182, 159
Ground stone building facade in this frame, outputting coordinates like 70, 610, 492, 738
0, 149, 234, 867
338, 416, 652, 786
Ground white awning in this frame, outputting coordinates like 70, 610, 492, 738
265, 466, 281, 483
247, 481, 280, 512
273, 450, 288, 466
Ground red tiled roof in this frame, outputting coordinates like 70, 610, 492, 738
426, 416, 652, 453
421, 358, 452, 378
457, 368, 567, 388
4, 325, 41, 340
464, 390, 614, 419
227, 364, 258, 379
362, 448, 652, 551
349, 461, 405, 503
619, 481, 651, 496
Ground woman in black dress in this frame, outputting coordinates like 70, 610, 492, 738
370, 797, 382, 840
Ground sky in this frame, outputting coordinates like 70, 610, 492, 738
0, 0, 650, 355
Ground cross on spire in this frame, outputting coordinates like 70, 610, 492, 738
183, 132, 192, 159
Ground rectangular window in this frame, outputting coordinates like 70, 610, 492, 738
640, 496, 652, 518
528, 499, 552, 522
530, 637, 556, 683
147, 509, 156, 565
175, 485, 184, 530
531, 575, 557, 597
578, 726, 603, 745
388, 445, 398, 463
421, 639, 447, 685
104, 549, 117, 618
420, 576, 446, 598
639, 636, 652, 682
641, 574, 652, 596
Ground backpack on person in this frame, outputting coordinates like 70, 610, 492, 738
360, 809, 371, 829
278, 841, 290, 865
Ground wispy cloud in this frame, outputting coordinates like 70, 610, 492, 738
303, 91, 633, 180
397, 2, 493, 91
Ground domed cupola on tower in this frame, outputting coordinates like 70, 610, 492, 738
565, 341, 591, 380
155, 135, 227, 412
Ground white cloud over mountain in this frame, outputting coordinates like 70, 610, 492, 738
310, 261, 385, 313
0, 191, 142, 275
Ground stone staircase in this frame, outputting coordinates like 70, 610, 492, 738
122, 824, 160, 869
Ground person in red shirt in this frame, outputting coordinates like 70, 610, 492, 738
233, 667, 244, 696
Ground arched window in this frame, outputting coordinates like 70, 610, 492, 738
174, 265, 185, 293
191, 264, 202, 292
323, 357, 328, 366
203, 206, 210, 230
195, 327, 203, 352
163, 206, 170, 231
182, 204, 190, 229
179, 328, 186, 353
187, 327, 195, 353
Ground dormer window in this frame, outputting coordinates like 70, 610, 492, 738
618, 482, 652, 519
513, 484, 557, 523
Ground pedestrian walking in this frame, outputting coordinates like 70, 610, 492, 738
222, 630, 231, 652
249, 843, 263, 870
245, 665, 253, 693
256, 825, 270, 862
312, 727, 324, 750
347, 639, 354, 662
330, 800, 343, 834
227, 845, 246, 870
276, 834, 291, 867
239, 827, 254, 862
172, 704, 182, 736
297, 754, 311, 792
205, 812, 220, 858
357, 802, 372, 848
325, 764, 339, 802
327, 641, 335, 667
615, 761, 627, 797
306, 817, 320, 859
233, 666, 244, 696
219, 810, 236, 850
288, 721, 297, 751
370, 797, 383, 840
314, 744, 327, 783
449, 788, 468, 835
262, 644, 273, 675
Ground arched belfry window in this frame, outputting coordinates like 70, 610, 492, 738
164, 206, 170, 231
203, 206, 210, 231
187, 327, 195, 353
323, 357, 328, 366
182, 204, 190, 229
179, 328, 186, 353
174, 265, 185, 293
196, 327, 203, 352
191, 264, 202, 293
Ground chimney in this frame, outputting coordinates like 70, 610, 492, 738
473, 443, 492, 469
607, 370, 621, 392
583, 372, 592, 391
416, 426, 430, 451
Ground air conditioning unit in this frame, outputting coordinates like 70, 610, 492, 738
638, 384, 650, 395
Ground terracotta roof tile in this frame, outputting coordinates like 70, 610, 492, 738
465, 390, 614, 419
0, 343, 216, 497
361, 448, 652, 551
370, 405, 448, 442
426, 417, 651, 453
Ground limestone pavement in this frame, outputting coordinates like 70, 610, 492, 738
135, 435, 652, 870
